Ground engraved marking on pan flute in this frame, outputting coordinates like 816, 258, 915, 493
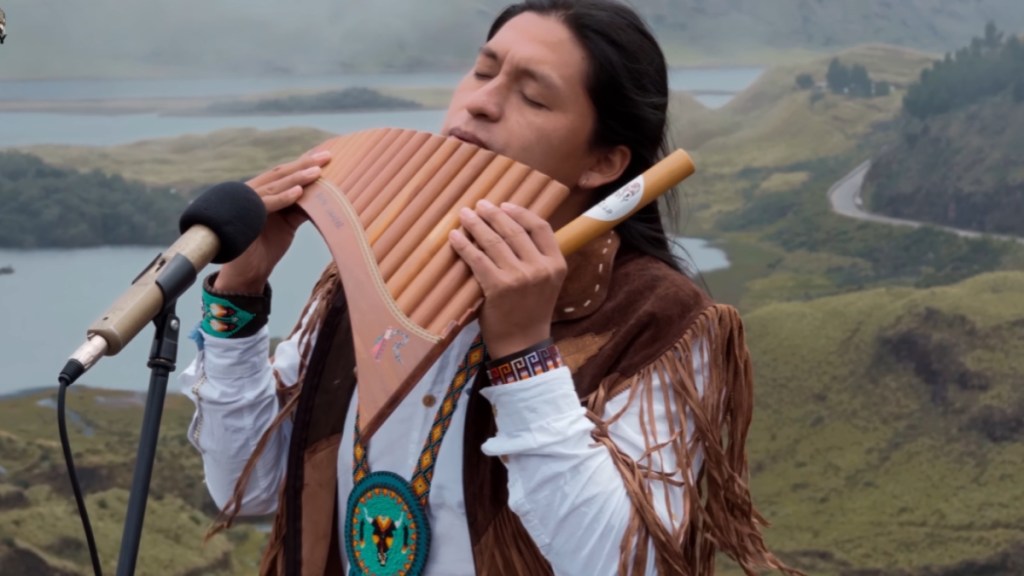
312, 186, 345, 230
313, 175, 439, 345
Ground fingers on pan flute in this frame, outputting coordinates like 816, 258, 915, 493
405, 161, 535, 329
395, 154, 516, 319
318, 129, 567, 337
421, 169, 558, 335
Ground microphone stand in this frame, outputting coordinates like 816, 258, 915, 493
116, 299, 181, 576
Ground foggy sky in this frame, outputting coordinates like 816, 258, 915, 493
0, 0, 1022, 81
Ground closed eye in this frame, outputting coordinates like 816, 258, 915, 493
521, 93, 548, 109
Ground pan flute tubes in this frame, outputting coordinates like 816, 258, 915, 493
366, 138, 461, 246
359, 134, 443, 229
308, 127, 364, 162
385, 150, 509, 297
338, 129, 386, 176
402, 162, 537, 323
527, 180, 572, 220
344, 129, 412, 207
504, 170, 554, 208
428, 269, 482, 336
352, 131, 432, 216
378, 146, 492, 281
317, 130, 378, 187
410, 254, 468, 329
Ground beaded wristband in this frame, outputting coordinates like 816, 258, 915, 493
486, 338, 565, 385
200, 272, 271, 339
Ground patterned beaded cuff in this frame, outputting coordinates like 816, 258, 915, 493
485, 338, 565, 385
200, 272, 271, 339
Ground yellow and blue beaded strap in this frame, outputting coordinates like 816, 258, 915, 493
346, 335, 485, 576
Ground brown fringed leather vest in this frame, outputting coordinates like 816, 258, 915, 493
213, 232, 799, 576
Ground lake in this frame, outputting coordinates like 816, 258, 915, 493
0, 69, 749, 395
0, 68, 761, 101
0, 67, 762, 147
0, 232, 728, 397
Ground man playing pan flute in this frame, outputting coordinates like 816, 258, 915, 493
180, 1, 800, 574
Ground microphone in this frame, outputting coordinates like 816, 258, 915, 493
59, 182, 267, 386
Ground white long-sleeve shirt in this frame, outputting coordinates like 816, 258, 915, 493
181, 316, 706, 575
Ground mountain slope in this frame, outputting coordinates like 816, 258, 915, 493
742, 270, 1024, 574
865, 93, 1024, 236
646, 0, 1024, 58
4, 272, 1023, 575
0, 388, 266, 575
862, 29, 1024, 236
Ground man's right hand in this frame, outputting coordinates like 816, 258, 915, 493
214, 150, 333, 294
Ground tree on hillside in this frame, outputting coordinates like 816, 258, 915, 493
983, 21, 1003, 51
0, 152, 186, 248
848, 64, 872, 97
826, 58, 849, 94
826, 58, 878, 98
795, 73, 815, 90
903, 21, 1024, 118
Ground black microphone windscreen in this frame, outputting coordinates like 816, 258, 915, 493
179, 182, 267, 264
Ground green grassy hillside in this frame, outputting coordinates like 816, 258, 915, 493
741, 271, 1024, 574
24, 127, 334, 196
0, 388, 268, 575
669, 44, 932, 238
5, 272, 1023, 574
676, 44, 934, 177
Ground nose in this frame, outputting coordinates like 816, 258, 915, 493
463, 77, 505, 122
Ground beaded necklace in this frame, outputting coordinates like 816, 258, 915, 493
344, 336, 485, 575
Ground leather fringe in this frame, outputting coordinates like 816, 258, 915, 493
586, 304, 804, 576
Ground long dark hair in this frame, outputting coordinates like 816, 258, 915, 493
488, 0, 685, 274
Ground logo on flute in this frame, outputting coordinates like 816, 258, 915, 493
585, 176, 645, 222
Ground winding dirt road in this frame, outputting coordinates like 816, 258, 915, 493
828, 160, 1024, 244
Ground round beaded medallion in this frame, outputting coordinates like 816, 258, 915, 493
345, 471, 430, 576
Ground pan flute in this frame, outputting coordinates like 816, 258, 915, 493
296, 128, 694, 437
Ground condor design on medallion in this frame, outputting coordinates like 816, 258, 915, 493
345, 471, 430, 576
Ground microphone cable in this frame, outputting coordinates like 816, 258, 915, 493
58, 376, 104, 576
